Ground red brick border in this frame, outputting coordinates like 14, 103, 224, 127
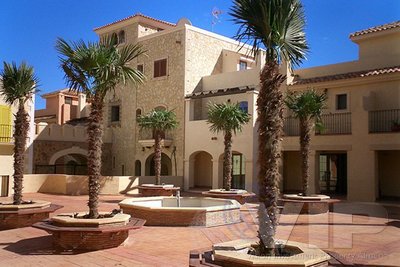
201, 192, 256, 204
139, 186, 180, 197
33, 218, 145, 250
0, 204, 63, 230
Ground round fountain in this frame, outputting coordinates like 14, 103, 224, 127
119, 194, 241, 227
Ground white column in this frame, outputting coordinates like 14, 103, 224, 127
183, 159, 191, 191
77, 93, 86, 118
308, 150, 318, 195
212, 159, 220, 189
245, 160, 253, 192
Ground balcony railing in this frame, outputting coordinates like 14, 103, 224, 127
369, 109, 400, 133
284, 112, 352, 136
283, 117, 300, 136
317, 112, 352, 135
0, 124, 12, 143
138, 129, 173, 148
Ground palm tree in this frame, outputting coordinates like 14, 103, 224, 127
230, 0, 308, 255
207, 102, 250, 191
285, 89, 327, 196
137, 109, 178, 185
56, 36, 145, 218
0, 62, 39, 205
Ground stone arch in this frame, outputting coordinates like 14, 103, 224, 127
189, 151, 213, 188
49, 146, 88, 165
145, 153, 172, 176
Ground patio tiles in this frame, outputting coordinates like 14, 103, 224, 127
1, 193, 399, 266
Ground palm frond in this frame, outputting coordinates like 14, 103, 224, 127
137, 109, 179, 132
206, 102, 250, 135
285, 89, 327, 123
0, 61, 39, 105
55, 37, 146, 101
230, 0, 309, 67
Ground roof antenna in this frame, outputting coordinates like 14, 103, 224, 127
211, 7, 223, 32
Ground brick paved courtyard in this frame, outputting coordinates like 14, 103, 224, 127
1, 193, 399, 266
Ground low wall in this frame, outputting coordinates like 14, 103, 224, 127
21, 174, 184, 196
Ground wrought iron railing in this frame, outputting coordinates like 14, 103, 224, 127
283, 116, 300, 136
138, 129, 173, 140
369, 109, 400, 133
0, 124, 12, 143
284, 112, 352, 136
317, 112, 352, 135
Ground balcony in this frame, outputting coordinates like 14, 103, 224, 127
0, 124, 13, 143
284, 112, 352, 136
369, 109, 400, 133
138, 130, 173, 148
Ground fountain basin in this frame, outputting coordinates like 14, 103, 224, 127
119, 197, 241, 227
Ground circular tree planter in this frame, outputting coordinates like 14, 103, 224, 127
212, 239, 330, 267
139, 184, 180, 197
0, 200, 63, 230
33, 212, 145, 250
202, 189, 256, 204
281, 194, 338, 214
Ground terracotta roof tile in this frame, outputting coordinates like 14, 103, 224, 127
292, 65, 400, 85
94, 13, 175, 31
186, 86, 257, 99
350, 21, 400, 38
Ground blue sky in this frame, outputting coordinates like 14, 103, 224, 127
1, 0, 399, 109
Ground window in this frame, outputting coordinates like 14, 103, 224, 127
65, 97, 72, 105
336, 94, 347, 110
239, 101, 248, 113
118, 30, 125, 44
136, 108, 142, 118
111, 105, 120, 122
111, 33, 118, 45
239, 60, 247, 71
137, 64, 144, 74
154, 59, 167, 78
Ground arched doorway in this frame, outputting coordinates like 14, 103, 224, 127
54, 154, 88, 175
219, 152, 246, 190
145, 153, 172, 176
190, 151, 213, 188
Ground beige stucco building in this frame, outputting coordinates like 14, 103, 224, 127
283, 21, 400, 202
0, 81, 35, 196
24, 15, 399, 202
35, 88, 89, 125
92, 15, 399, 202
93, 14, 258, 182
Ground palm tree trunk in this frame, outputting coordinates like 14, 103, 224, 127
12, 102, 29, 205
154, 130, 162, 185
257, 62, 286, 256
87, 95, 104, 219
300, 117, 311, 196
223, 131, 233, 191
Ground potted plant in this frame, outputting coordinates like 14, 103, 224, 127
283, 89, 332, 214
33, 35, 146, 250
208, 0, 330, 265
202, 102, 254, 204
137, 109, 179, 196
391, 119, 400, 132
0, 62, 62, 230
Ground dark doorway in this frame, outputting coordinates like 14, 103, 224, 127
319, 153, 347, 195
232, 153, 245, 190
